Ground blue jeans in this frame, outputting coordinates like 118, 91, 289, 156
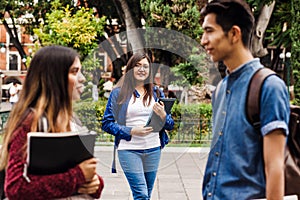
118, 147, 161, 200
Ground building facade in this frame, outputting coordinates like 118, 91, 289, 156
0, 24, 34, 101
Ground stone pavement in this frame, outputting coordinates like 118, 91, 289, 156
0, 102, 12, 112
94, 146, 209, 200
0, 102, 210, 199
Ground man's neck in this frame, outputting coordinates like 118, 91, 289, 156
224, 48, 254, 73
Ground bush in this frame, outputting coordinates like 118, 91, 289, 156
73, 98, 105, 133
74, 98, 212, 144
170, 102, 212, 144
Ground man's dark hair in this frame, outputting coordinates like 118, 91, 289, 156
201, 0, 254, 48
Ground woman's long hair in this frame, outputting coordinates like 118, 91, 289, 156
117, 52, 153, 106
0, 45, 79, 170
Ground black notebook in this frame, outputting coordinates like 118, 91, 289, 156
145, 98, 176, 132
159, 98, 176, 114
26, 128, 97, 175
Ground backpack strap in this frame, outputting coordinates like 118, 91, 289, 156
247, 68, 276, 129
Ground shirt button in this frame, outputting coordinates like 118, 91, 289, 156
215, 152, 219, 156
222, 111, 226, 115
219, 132, 223, 136
208, 192, 212, 197
213, 172, 217, 176
226, 90, 231, 94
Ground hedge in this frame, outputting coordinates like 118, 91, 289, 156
74, 98, 212, 144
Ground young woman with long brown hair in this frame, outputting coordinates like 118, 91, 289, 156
102, 52, 174, 200
0, 45, 104, 199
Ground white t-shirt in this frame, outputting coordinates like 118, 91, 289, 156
118, 95, 161, 150
9, 85, 19, 103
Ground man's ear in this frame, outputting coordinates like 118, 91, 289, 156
229, 25, 242, 44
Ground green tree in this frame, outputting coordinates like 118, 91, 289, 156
172, 50, 208, 87
291, 0, 300, 103
33, 0, 106, 59
0, 0, 76, 67
246, 0, 292, 63
32, 0, 108, 102
141, 0, 204, 41
246, 1, 297, 102
141, 0, 207, 87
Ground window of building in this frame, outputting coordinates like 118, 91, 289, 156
8, 52, 20, 71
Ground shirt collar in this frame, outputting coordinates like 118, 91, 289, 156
227, 58, 260, 74
226, 58, 260, 79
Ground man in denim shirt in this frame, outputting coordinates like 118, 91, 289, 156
200, 0, 290, 199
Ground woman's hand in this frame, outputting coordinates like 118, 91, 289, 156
78, 174, 100, 194
79, 158, 98, 182
131, 126, 153, 136
153, 101, 166, 121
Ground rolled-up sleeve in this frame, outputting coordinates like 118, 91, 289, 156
260, 75, 290, 136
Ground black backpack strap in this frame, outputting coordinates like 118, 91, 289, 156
247, 68, 276, 129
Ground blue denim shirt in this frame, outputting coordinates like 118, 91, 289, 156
202, 59, 290, 199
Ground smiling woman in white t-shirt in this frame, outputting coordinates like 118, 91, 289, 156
102, 52, 174, 200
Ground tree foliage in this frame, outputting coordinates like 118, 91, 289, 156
141, 0, 207, 87
245, 0, 292, 57
33, 0, 106, 58
291, 0, 300, 104
141, 0, 203, 42
264, 1, 291, 49
0, 0, 74, 35
1, 0, 299, 101
247, 1, 300, 102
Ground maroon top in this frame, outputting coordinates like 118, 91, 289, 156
4, 113, 104, 200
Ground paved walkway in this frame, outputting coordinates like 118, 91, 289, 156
95, 146, 209, 200
0, 102, 210, 199
0, 102, 12, 112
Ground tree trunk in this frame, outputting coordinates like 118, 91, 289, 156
2, 17, 27, 69
116, 0, 144, 53
250, 1, 275, 57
